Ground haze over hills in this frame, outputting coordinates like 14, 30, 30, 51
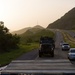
20, 25, 44, 38
12, 25, 44, 34
47, 7, 75, 30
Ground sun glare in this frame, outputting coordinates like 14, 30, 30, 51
0, 1, 9, 20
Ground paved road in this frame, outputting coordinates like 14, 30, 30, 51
16, 49, 38, 60
54, 30, 68, 59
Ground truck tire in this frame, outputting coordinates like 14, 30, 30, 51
62, 49, 64, 51
39, 53, 42, 57
51, 51, 54, 57
39, 50, 42, 57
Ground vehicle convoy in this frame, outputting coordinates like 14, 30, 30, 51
39, 36, 55, 57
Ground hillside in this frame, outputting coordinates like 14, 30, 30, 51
12, 25, 44, 34
33, 25, 44, 29
20, 29, 54, 44
47, 7, 75, 29
12, 27, 31, 34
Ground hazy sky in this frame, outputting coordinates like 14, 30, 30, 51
0, 0, 75, 31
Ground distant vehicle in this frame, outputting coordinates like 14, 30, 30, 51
60, 41, 64, 46
61, 43, 70, 51
39, 36, 55, 57
68, 48, 75, 61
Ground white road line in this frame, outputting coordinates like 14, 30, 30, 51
35, 55, 39, 60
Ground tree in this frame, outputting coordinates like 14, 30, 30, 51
0, 21, 20, 52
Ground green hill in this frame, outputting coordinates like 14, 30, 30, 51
20, 29, 54, 44
33, 25, 44, 29
12, 25, 44, 34
47, 7, 75, 30
12, 27, 31, 34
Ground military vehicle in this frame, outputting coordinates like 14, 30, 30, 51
39, 36, 55, 57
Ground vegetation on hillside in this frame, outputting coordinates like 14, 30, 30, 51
12, 27, 31, 35
20, 29, 54, 44
47, 7, 75, 29
12, 25, 44, 35
0, 21, 20, 52
60, 30, 75, 47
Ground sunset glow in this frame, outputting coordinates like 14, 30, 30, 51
0, 0, 75, 31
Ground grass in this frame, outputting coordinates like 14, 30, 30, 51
61, 30, 75, 47
0, 43, 39, 66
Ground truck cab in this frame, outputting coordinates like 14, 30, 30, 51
39, 36, 55, 57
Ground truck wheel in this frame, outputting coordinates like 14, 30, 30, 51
51, 51, 54, 57
39, 51, 42, 57
62, 49, 64, 51
52, 54, 54, 57
39, 53, 42, 57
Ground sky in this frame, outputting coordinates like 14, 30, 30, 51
0, 0, 75, 31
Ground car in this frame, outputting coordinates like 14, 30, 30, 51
61, 43, 70, 51
68, 48, 75, 61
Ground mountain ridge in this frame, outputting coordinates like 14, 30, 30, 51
12, 25, 44, 34
47, 7, 75, 29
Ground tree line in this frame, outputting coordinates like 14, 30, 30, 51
0, 21, 20, 52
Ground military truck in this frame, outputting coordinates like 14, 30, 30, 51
39, 36, 55, 57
